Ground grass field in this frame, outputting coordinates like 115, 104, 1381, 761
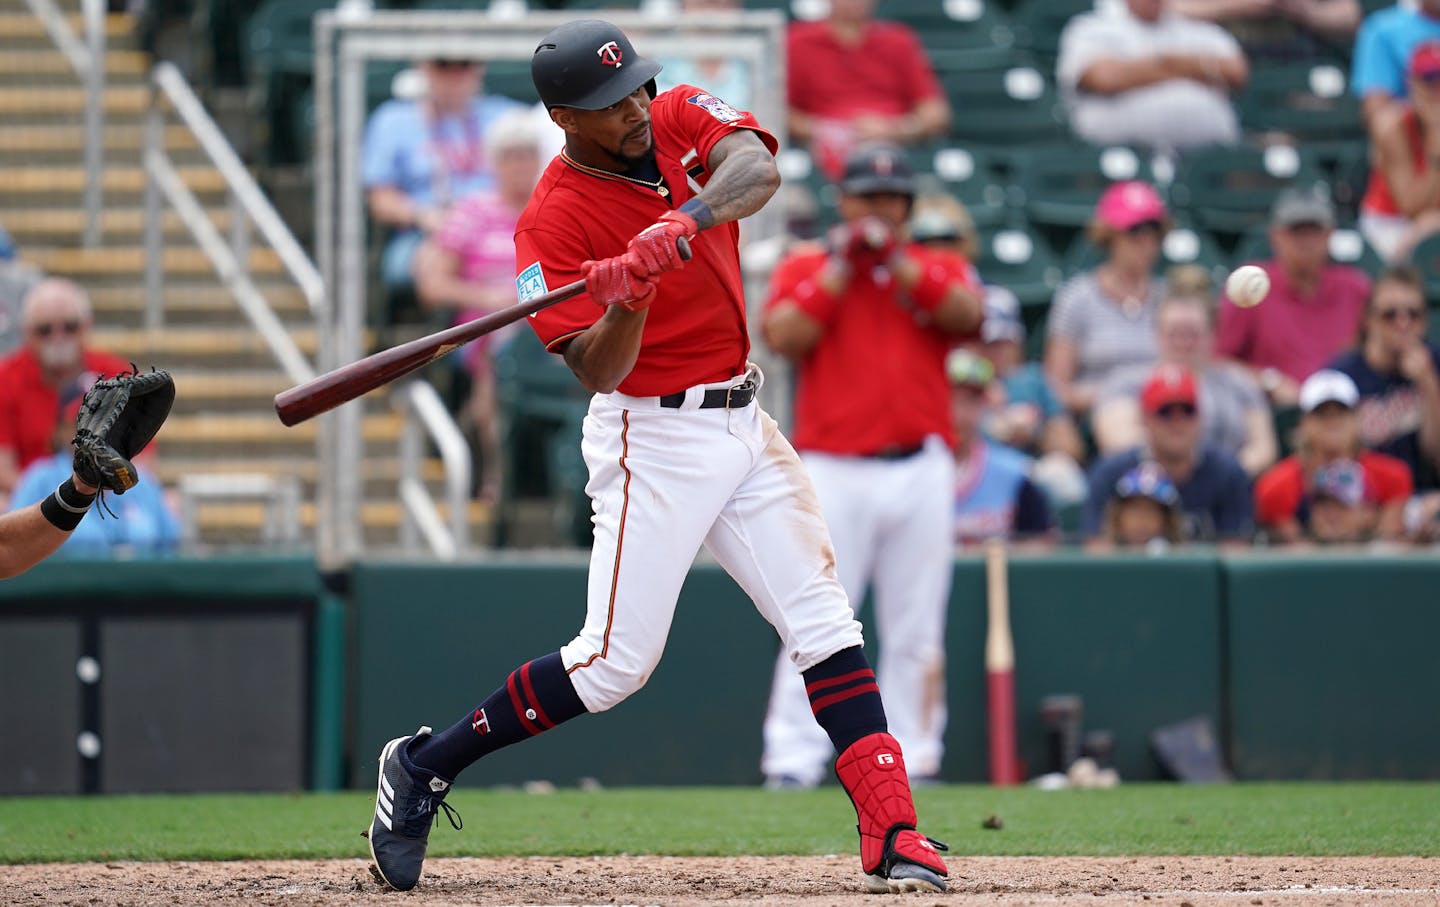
3, 782, 1438, 865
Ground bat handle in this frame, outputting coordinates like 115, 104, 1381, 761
677, 235, 693, 261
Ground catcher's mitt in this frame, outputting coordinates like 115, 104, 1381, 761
71, 367, 176, 495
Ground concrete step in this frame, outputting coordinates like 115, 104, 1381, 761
0, 124, 200, 163
0, 85, 147, 117
90, 284, 311, 325
24, 244, 284, 279
0, 47, 147, 78
0, 165, 228, 208
0, 11, 131, 42
91, 325, 329, 370
4, 206, 237, 245
189, 498, 494, 549
157, 454, 472, 500
160, 412, 402, 459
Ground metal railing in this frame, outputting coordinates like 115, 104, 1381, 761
23, 0, 105, 247
143, 61, 320, 384
394, 381, 472, 559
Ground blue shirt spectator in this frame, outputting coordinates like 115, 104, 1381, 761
1083, 444, 1253, 542
10, 454, 179, 557
954, 439, 1054, 545
1351, 3, 1440, 108
362, 61, 527, 289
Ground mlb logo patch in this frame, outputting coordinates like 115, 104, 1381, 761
517, 261, 548, 304
687, 92, 742, 124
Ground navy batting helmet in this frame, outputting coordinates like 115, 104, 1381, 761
531, 19, 661, 110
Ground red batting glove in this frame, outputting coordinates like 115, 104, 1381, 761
583, 253, 657, 313
627, 210, 698, 275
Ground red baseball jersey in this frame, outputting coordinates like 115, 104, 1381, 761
766, 244, 980, 454
516, 85, 778, 397
0, 347, 132, 471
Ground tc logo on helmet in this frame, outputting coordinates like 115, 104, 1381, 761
597, 41, 623, 67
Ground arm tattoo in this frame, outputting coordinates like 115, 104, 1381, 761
696, 131, 781, 226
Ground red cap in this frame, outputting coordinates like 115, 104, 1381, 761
1141, 364, 1198, 415
1410, 41, 1440, 79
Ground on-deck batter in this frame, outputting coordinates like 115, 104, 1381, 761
760, 144, 983, 788
364, 19, 950, 896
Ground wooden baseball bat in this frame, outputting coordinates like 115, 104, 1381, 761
273, 238, 690, 427
984, 538, 1021, 785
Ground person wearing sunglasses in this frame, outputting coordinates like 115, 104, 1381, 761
0, 279, 129, 502
1082, 363, 1254, 546
1326, 264, 1440, 488
1359, 40, 1440, 264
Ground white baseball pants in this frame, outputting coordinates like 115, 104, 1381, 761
761, 439, 955, 786
560, 369, 865, 715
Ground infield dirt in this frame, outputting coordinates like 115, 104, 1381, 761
6, 855, 1439, 905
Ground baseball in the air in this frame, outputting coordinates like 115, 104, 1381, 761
1226, 265, 1270, 308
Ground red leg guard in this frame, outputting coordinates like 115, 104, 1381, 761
834, 732, 948, 878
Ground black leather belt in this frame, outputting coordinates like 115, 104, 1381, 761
659, 380, 757, 409
861, 443, 925, 461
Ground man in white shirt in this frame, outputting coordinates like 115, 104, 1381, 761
1057, 0, 1249, 151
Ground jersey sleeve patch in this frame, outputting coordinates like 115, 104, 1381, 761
686, 92, 743, 124
517, 261, 548, 307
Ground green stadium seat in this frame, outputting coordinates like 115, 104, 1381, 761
907, 143, 1012, 230
246, 0, 334, 165
1405, 231, 1440, 303
889, 0, 1018, 73
1232, 221, 1386, 277
1237, 62, 1364, 143
941, 63, 1067, 146
1012, 143, 1157, 227
1170, 144, 1329, 241
972, 222, 1064, 310
1011, 0, 1094, 65
484, 59, 541, 105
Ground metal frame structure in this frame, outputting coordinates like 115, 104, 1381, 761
312, 8, 789, 567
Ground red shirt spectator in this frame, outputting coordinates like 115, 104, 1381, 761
1215, 187, 1370, 405
1254, 450, 1412, 528
786, 0, 949, 178
0, 279, 129, 499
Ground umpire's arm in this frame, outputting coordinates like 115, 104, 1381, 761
0, 472, 97, 579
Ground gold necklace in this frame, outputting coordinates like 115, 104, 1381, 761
561, 151, 670, 197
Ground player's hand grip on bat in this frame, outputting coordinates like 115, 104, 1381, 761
582, 252, 658, 313
628, 210, 699, 275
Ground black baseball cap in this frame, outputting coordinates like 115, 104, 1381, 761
840, 143, 914, 196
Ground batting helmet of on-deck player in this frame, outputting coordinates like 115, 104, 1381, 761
531, 19, 662, 111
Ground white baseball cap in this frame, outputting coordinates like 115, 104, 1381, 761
1299, 369, 1359, 413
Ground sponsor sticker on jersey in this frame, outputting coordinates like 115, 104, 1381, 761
517, 261, 548, 311
687, 92, 742, 124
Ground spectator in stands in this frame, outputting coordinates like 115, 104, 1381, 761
656, 0, 751, 109
8, 377, 179, 557
947, 349, 1057, 548
1359, 41, 1440, 263
1216, 186, 1370, 407
1097, 460, 1186, 550
1094, 292, 1278, 477
1328, 265, 1440, 488
363, 58, 527, 291
1045, 181, 1170, 421
1302, 459, 1386, 544
1173, 0, 1361, 63
786, 0, 951, 179
1351, 0, 1440, 133
413, 110, 543, 503
969, 284, 1089, 506
1254, 368, 1413, 542
0, 279, 129, 503
909, 194, 979, 263
1057, 0, 1249, 152
1083, 365, 1254, 544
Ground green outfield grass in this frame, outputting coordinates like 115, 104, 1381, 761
1, 783, 1437, 864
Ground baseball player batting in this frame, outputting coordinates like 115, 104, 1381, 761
364, 19, 949, 895
760, 144, 983, 789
